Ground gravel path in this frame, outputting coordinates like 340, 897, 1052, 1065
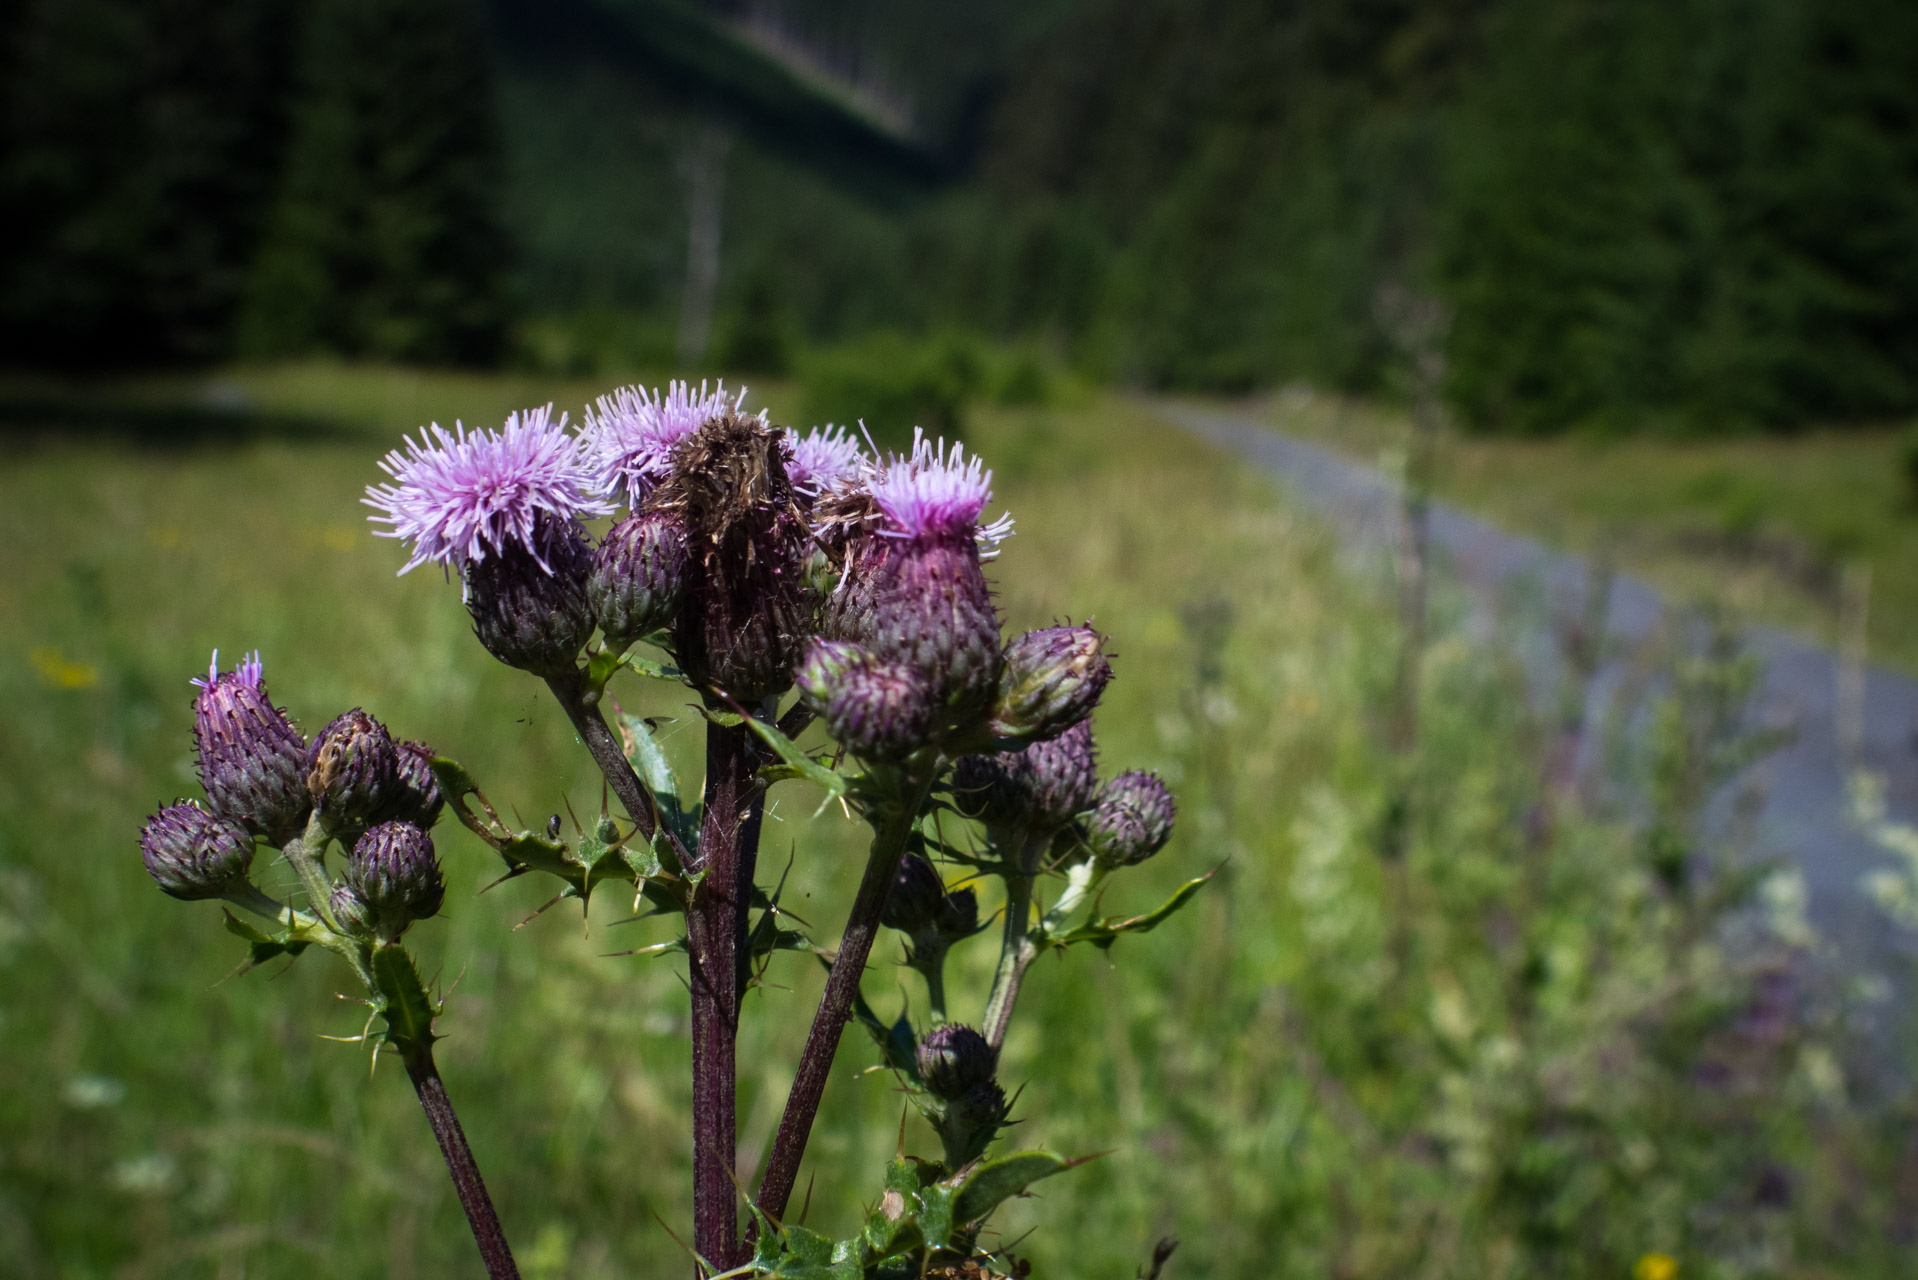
1164, 402, 1918, 985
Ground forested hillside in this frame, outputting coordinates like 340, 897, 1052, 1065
3, 0, 1914, 431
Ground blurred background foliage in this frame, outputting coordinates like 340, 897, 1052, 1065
5, 0, 1917, 431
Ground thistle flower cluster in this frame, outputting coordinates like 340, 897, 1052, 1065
139, 651, 445, 938
138, 379, 1193, 1280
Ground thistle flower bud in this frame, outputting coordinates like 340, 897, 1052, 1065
881, 854, 949, 935
916, 1023, 998, 1100
383, 739, 445, 830
464, 519, 594, 678
827, 434, 1010, 735
1088, 770, 1177, 867
953, 719, 1099, 834
337, 820, 445, 941
796, 640, 935, 760
589, 509, 689, 649
990, 624, 1112, 742
940, 885, 979, 938
140, 801, 257, 901
192, 651, 311, 846
306, 708, 400, 838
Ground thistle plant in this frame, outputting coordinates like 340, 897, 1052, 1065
137, 383, 1207, 1277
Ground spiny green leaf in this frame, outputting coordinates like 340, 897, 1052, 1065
915, 1182, 957, 1250
616, 711, 700, 854
223, 908, 309, 966
371, 944, 440, 1055
744, 714, 849, 800
1047, 869, 1217, 950
950, 1151, 1072, 1226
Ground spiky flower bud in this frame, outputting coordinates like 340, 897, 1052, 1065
916, 1023, 998, 1101
1088, 770, 1177, 867
990, 624, 1112, 742
881, 854, 948, 935
954, 719, 1100, 834
464, 520, 594, 678
796, 640, 935, 760
589, 509, 689, 649
140, 801, 257, 901
940, 885, 979, 938
384, 739, 445, 830
192, 651, 311, 846
336, 820, 444, 941
306, 708, 399, 838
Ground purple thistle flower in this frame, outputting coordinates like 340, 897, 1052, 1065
869, 429, 1013, 557
384, 739, 446, 830
334, 820, 444, 942
1087, 770, 1177, 867
305, 708, 400, 838
955, 718, 1100, 834
192, 650, 310, 846
795, 640, 936, 761
588, 509, 690, 649
916, 1023, 998, 1100
786, 425, 867, 497
991, 624, 1113, 742
140, 800, 257, 901
582, 380, 751, 507
364, 406, 610, 576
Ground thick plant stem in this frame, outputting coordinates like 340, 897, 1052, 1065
982, 830, 1052, 1051
689, 720, 758, 1270
544, 673, 663, 848
403, 1044, 521, 1280
755, 768, 935, 1224
982, 874, 1035, 1051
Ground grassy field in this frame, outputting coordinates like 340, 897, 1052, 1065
1256, 388, 1918, 673
2, 365, 1912, 1278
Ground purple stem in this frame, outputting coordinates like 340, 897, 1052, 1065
689, 720, 759, 1269
543, 673, 669, 851
403, 1045, 520, 1280
754, 769, 933, 1225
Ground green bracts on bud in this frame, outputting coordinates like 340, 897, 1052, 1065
307, 708, 400, 839
989, 624, 1112, 743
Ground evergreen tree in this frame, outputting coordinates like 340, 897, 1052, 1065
0, 0, 296, 366
241, 0, 508, 364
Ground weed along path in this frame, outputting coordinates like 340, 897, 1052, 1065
1162, 401, 1918, 998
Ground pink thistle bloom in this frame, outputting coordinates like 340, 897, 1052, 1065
582, 380, 750, 506
191, 648, 263, 691
869, 429, 1014, 557
364, 405, 609, 575
786, 425, 867, 496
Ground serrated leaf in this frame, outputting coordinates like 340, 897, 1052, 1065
615, 712, 700, 855
619, 652, 686, 684
915, 1182, 957, 1249
1048, 869, 1217, 950
223, 908, 309, 965
950, 1151, 1071, 1226
371, 944, 440, 1055
744, 714, 848, 800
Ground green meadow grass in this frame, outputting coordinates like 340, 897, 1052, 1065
1255, 389, 1918, 673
